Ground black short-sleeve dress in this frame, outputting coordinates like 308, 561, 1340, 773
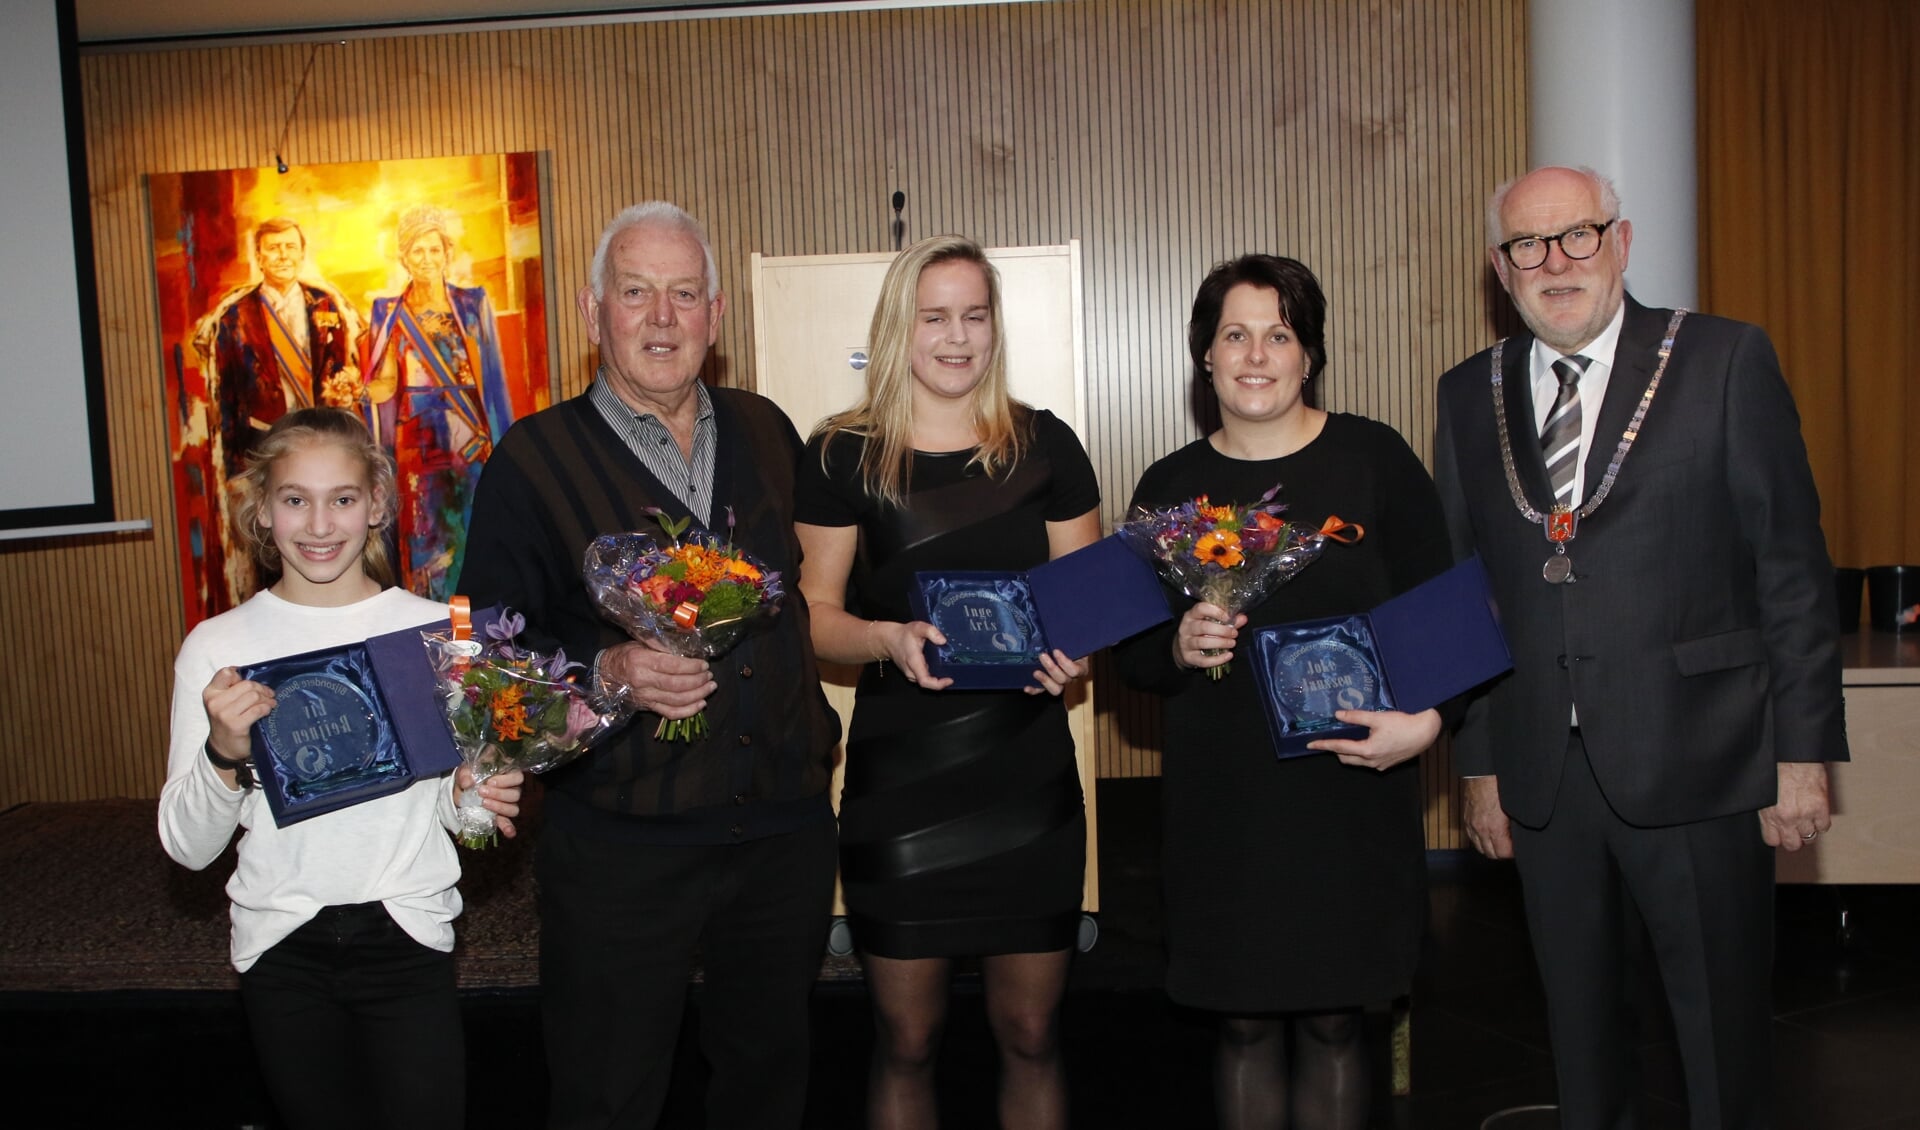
1114, 413, 1452, 1013
795, 407, 1100, 959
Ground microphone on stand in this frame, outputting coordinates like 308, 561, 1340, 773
891, 190, 906, 251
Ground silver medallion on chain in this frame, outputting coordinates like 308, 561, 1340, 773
1487, 310, 1687, 584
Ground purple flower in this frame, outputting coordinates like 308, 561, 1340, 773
546, 648, 585, 680
486, 610, 527, 643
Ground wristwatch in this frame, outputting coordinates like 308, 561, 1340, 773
203, 740, 255, 789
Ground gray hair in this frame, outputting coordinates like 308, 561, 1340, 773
1485, 165, 1623, 245
588, 201, 720, 301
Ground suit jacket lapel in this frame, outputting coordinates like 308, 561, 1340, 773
1582, 296, 1663, 496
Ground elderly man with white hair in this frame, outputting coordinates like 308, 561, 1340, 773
1433, 166, 1848, 1129
461, 201, 840, 1130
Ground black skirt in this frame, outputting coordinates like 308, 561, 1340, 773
838, 686, 1084, 959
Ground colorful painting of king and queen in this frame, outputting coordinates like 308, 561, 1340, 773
149, 153, 551, 627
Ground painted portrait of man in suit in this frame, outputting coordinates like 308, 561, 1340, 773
191, 217, 366, 608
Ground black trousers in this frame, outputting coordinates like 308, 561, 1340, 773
1510, 733, 1775, 1130
536, 818, 838, 1130
238, 902, 464, 1130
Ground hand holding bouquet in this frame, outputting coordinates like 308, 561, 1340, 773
583, 507, 786, 741
1116, 484, 1361, 679
424, 610, 633, 848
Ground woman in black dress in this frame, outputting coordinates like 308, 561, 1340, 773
1115, 255, 1451, 1130
794, 235, 1101, 1130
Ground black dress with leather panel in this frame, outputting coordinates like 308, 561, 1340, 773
795, 409, 1096, 959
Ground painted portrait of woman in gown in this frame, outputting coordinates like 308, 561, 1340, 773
364, 205, 519, 599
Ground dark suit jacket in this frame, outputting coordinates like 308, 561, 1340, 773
211, 283, 355, 478
1432, 295, 1848, 829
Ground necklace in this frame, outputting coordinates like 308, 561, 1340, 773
1489, 309, 1687, 584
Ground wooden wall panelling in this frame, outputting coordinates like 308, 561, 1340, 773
8, 0, 1525, 848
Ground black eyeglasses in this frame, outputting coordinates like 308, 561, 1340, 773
1497, 221, 1617, 270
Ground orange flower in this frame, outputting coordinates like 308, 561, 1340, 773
1193, 529, 1244, 568
724, 557, 763, 581
1253, 512, 1285, 532
490, 685, 531, 742
636, 574, 675, 606
671, 544, 728, 589
1197, 496, 1238, 525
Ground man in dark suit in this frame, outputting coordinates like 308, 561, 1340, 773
193, 217, 363, 608
197, 218, 363, 476
1432, 165, 1848, 1129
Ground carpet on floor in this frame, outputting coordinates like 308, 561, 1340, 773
0, 795, 864, 994
0, 797, 540, 991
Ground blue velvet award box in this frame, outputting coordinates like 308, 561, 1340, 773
239, 615, 471, 827
1249, 555, 1513, 757
909, 534, 1173, 690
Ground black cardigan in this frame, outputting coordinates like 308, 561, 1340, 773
459, 387, 838, 844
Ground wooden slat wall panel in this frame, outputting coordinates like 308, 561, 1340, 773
3, 0, 1524, 848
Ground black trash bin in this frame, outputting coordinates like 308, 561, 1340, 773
1865, 565, 1920, 631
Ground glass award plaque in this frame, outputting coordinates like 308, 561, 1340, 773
240, 624, 456, 824
1250, 615, 1395, 755
925, 581, 1042, 666
259, 671, 385, 789
1267, 632, 1387, 733
1248, 557, 1515, 758
905, 538, 1174, 691
908, 571, 1052, 689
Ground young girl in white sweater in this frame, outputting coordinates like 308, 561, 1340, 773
159, 407, 521, 1130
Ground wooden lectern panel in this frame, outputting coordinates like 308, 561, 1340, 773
751, 243, 1100, 913
1777, 634, 1920, 884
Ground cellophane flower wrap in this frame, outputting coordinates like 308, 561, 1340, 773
1115, 484, 1352, 679
423, 611, 634, 848
582, 507, 786, 741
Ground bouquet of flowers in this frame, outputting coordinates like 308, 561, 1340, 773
1115, 484, 1361, 679
583, 507, 786, 741
424, 610, 633, 848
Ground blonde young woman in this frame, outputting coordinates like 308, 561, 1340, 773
795, 236, 1101, 1130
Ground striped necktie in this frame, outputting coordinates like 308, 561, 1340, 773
1542, 355, 1591, 507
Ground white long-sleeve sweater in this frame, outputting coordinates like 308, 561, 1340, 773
158, 587, 463, 972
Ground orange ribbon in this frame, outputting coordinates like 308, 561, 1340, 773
442, 596, 475, 675
672, 601, 701, 629
1317, 515, 1365, 544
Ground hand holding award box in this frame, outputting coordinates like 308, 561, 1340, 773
243, 601, 634, 835
241, 613, 467, 828
908, 534, 1173, 690
1249, 555, 1514, 757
